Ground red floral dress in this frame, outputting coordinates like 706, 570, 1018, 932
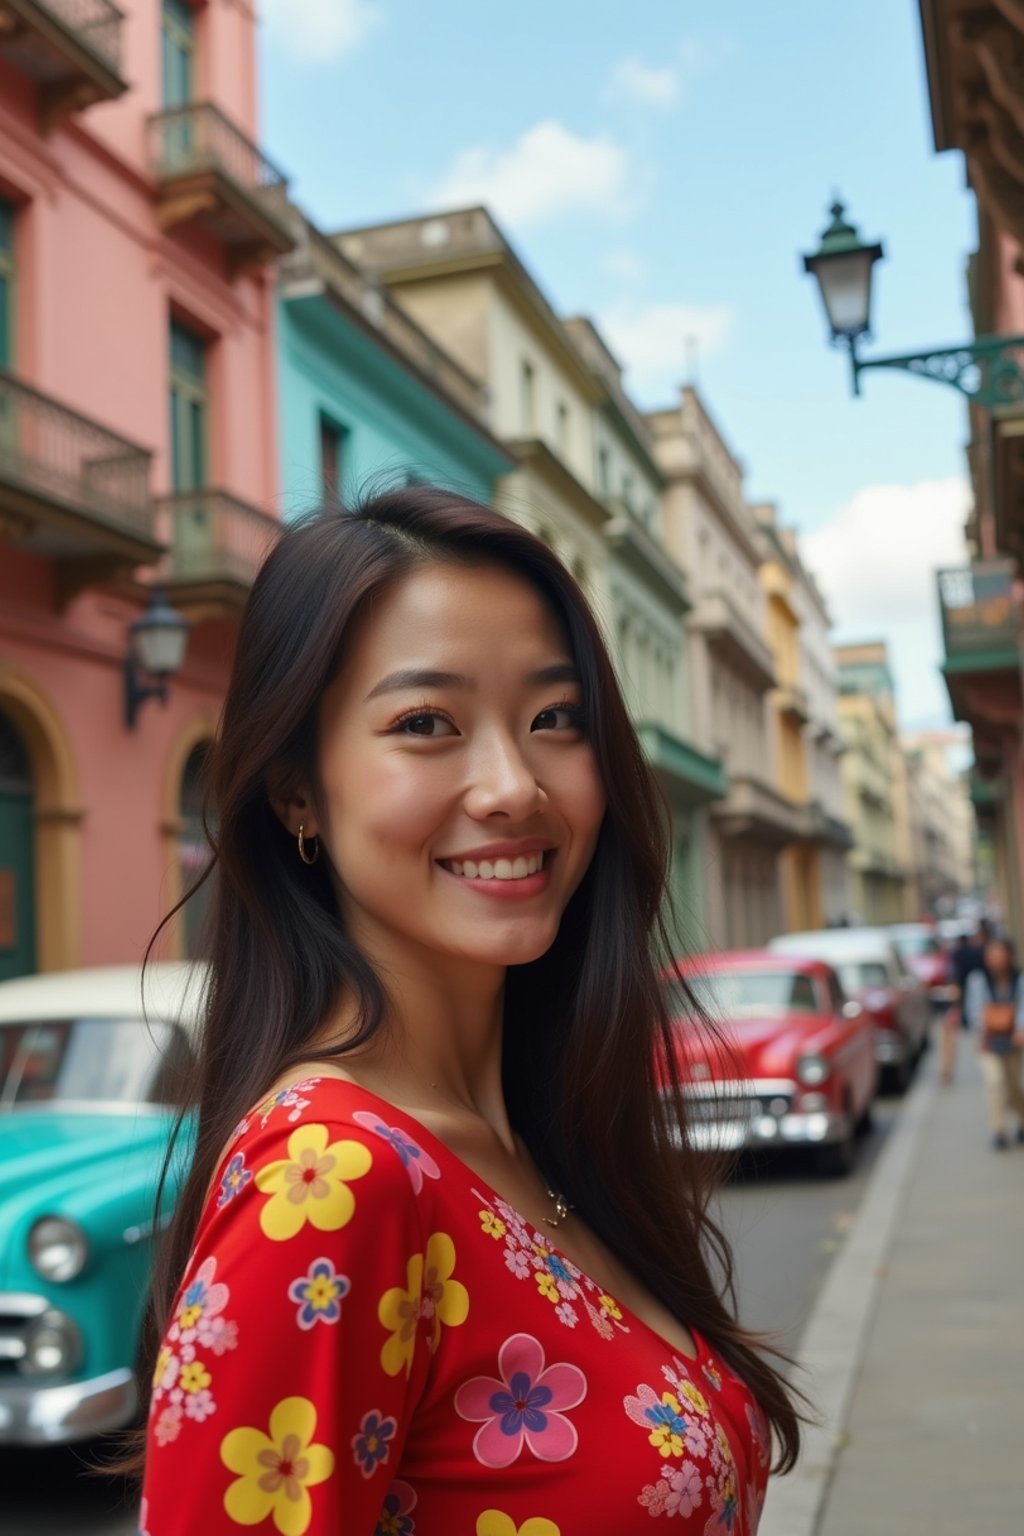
140, 1077, 770, 1535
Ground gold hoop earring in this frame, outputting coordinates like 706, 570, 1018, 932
297, 823, 319, 865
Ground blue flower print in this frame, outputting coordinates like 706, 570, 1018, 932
490, 1370, 554, 1438
217, 1152, 252, 1209
351, 1110, 441, 1194
646, 1398, 687, 1440
351, 1409, 397, 1479
374, 1478, 417, 1535
287, 1257, 350, 1331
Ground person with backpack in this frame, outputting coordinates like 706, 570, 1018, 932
963, 935, 1024, 1149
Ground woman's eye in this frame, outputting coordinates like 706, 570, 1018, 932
533, 705, 584, 731
397, 711, 456, 737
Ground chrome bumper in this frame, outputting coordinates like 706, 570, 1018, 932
873, 1031, 906, 1065
677, 1080, 846, 1153
0, 1368, 137, 1445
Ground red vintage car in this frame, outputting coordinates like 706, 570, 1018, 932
661, 950, 879, 1177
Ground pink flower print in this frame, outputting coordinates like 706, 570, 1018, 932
352, 1111, 441, 1194
183, 1387, 216, 1424
746, 1399, 770, 1467
504, 1245, 532, 1280
137, 1495, 151, 1536
664, 1462, 703, 1519
454, 1332, 587, 1469
199, 1314, 238, 1356
702, 1361, 722, 1392
555, 1301, 579, 1328
684, 1419, 710, 1459
154, 1403, 183, 1447
639, 1477, 671, 1515
174, 1256, 229, 1344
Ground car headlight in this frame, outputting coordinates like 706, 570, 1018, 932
19, 1309, 83, 1378
796, 1054, 831, 1087
28, 1216, 89, 1283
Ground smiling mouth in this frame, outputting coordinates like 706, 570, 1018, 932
437, 850, 553, 882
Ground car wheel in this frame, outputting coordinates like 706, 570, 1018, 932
855, 1097, 874, 1136
817, 1107, 856, 1178
882, 1051, 912, 1095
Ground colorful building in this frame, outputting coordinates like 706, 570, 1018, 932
834, 643, 910, 925
0, 0, 286, 974
276, 212, 513, 513
649, 387, 800, 948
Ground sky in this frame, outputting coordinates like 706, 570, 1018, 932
256, 0, 980, 733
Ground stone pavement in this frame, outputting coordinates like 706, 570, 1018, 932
761, 1034, 1024, 1536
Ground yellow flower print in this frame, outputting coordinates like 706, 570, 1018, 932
716, 1421, 734, 1464
379, 1252, 424, 1378
648, 1393, 686, 1457
535, 1269, 559, 1303
678, 1379, 709, 1415
178, 1302, 202, 1331
476, 1512, 561, 1536
221, 1396, 334, 1536
152, 1345, 173, 1389
179, 1361, 212, 1395
479, 1210, 506, 1239
598, 1292, 622, 1320
255, 1124, 372, 1242
421, 1232, 469, 1353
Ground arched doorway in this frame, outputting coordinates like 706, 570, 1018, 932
0, 707, 36, 979
179, 740, 213, 958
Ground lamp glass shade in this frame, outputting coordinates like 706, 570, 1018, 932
802, 200, 883, 342
131, 592, 190, 678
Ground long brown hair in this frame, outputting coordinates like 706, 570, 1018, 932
133, 486, 803, 1473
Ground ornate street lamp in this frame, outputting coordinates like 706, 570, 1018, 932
124, 588, 190, 730
802, 197, 1024, 409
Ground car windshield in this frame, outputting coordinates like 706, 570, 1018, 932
891, 933, 940, 958
836, 962, 889, 991
0, 1018, 191, 1109
668, 970, 819, 1016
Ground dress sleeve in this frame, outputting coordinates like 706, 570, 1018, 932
140, 1104, 434, 1536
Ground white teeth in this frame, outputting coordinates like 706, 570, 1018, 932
444, 851, 547, 880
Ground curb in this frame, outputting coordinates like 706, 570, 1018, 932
756, 1061, 939, 1536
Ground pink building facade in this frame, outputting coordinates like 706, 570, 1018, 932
0, 1, 287, 976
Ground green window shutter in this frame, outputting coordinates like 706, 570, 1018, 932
168, 317, 208, 493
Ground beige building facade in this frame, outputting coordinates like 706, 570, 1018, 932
901, 729, 977, 914
834, 644, 911, 925
649, 388, 801, 949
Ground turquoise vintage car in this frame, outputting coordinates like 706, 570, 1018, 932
0, 963, 202, 1445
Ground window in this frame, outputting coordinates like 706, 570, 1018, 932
162, 0, 196, 109
597, 442, 610, 495
622, 471, 634, 511
319, 415, 346, 500
0, 198, 14, 369
169, 318, 207, 492
556, 400, 569, 455
520, 359, 536, 432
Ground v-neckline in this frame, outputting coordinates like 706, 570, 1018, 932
274, 1072, 705, 1366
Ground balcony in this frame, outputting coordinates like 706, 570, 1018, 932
605, 500, 689, 614
801, 798, 854, 850
0, 366, 158, 600
937, 561, 1022, 732
0, 0, 128, 127
711, 773, 806, 846
147, 104, 295, 274
158, 489, 281, 611
637, 723, 728, 807
689, 587, 776, 692
774, 682, 811, 726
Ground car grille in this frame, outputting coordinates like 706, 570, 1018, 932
0, 1294, 47, 1376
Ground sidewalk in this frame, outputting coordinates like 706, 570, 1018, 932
760, 1037, 1024, 1536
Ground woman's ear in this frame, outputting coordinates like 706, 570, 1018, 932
266, 773, 319, 840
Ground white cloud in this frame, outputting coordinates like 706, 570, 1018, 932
608, 57, 680, 108
802, 477, 972, 729
429, 121, 632, 228
597, 300, 734, 404
260, 0, 382, 63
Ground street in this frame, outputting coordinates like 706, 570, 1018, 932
0, 1098, 901, 1536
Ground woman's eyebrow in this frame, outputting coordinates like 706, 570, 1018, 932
364, 661, 579, 702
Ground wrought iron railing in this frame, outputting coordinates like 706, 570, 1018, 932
13, 0, 124, 75
160, 490, 281, 588
0, 367, 153, 537
147, 103, 290, 230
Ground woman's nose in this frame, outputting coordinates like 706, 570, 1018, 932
463, 737, 544, 820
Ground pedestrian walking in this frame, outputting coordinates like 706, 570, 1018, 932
940, 921, 992, 1085
963, 935, 1024, 1149
129, 490, 802, 1534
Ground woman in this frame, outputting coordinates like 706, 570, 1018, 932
963, 934, 1024, 1149
136, 489, 802, 1535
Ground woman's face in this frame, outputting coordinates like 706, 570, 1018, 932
303, 561, 607, 975
985, 939, 1012, 975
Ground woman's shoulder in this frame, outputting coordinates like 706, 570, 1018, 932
207, 1071, 447, 1224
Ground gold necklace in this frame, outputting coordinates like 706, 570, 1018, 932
543, 1187, 572, 1228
